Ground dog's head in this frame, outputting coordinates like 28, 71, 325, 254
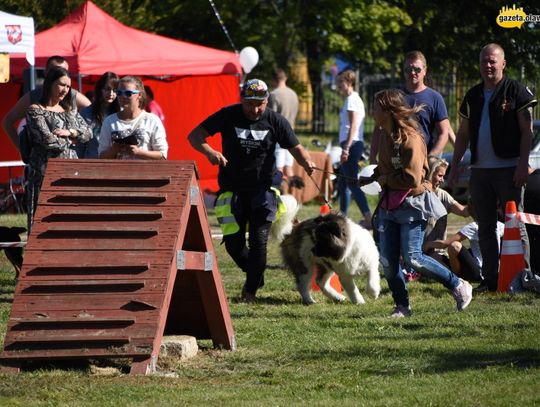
311, 213, 348, 260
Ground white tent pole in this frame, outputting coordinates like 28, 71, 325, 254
78, 73, 82, 91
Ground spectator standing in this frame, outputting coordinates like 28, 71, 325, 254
337, 70, 372, 228
25, 67, 91, 230
269, 68, 299, 192
99, 76, 168, 160
2, 55, 90, 150
360, 89, 472, 317
448, 43, 537, 293
370, 51, 452, 162
144, 85, 165, 122
77, 72, 120, 158
188, 79, 315, 302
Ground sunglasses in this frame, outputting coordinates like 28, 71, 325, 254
116, 89, 140, 97
243, 86, 268, 98
404, 66, 422, 74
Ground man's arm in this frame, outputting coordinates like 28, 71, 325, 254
515, 106, 533, 187
75, 92, 91, 110
2, 93, 31, 150
187, 125, 228, 167
369, 127, 382, 164
447, 117, 470, 187
288, 144, 315, 175
447, 126, 456, 146
429, 118, 451, 156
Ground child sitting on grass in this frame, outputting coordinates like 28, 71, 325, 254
423, 198, 504, 283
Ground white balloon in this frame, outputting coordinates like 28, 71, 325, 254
239, 47, 259, 74
359, 164, 382, 195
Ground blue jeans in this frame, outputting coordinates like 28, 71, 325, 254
378, 216, 460, 307
339, 140, 370, 215
469, 167, 529, 289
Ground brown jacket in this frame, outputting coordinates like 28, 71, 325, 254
374, 129, 430, 196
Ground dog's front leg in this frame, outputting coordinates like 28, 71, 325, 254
338, 274, 365, 304
316, 270, 346, 303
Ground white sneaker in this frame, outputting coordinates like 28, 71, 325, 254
452, 278, 473, 311
390, 305, 412, 318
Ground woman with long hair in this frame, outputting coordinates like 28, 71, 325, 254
25, 66, 91, 230
98, 76, 167, 160
361, 89, 472, 317
77, 71, 120, 158
336, 70, 372, 228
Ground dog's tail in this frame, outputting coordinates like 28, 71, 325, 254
366, 257, 381, 299
270, 194, 300, 242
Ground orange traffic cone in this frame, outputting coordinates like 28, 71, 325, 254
319, 203, 331, 215
311, 269, 342, 292
497, 200, 526, 292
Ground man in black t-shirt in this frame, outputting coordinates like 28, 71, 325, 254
188, 79, 315, 302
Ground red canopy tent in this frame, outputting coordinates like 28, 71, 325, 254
1, 0, 242, 190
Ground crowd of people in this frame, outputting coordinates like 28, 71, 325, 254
2, 42, 538, 314
1, 56, 169, 232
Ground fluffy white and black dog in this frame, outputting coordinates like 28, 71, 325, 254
276, 205, 380, 305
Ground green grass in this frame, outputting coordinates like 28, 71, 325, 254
0, 209, 539, 406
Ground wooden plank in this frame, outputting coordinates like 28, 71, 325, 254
5, 325, 158, 342
9, 309, 160, 323
21, 250, 173, 265
25, 235, 179, 251
1, 347, 152, 360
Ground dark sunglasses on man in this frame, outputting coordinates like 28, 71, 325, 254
404, 66, 422, 74
116, 89, 140, 97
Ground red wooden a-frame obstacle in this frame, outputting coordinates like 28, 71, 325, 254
0, 159, 235, 375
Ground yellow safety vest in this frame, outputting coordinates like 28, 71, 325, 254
272, 187, 287, 219
215, 189, 287, 236
215, 191, 240, 235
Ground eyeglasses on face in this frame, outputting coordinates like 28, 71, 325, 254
404, 66, 422, 74
116, 89, 140, 97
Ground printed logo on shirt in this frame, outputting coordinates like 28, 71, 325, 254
234, 126, 269, 154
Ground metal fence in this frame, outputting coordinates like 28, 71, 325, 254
296, 74, 539, 138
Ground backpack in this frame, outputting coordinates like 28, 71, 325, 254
18, 125, 32, 164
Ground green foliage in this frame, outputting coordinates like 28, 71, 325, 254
3, 0, 539, 81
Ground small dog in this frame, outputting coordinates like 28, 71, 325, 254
0, 226, 26, 278
280, 212, 380, 305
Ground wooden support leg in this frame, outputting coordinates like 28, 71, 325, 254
130, 355, 156, 375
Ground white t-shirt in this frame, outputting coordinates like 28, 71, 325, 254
459, 221, 505, 267
339, 91, 365, 143
99, 111, 168, 159
275, 144, 294, 169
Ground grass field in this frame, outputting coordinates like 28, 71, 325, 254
0, 203, 539, 406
